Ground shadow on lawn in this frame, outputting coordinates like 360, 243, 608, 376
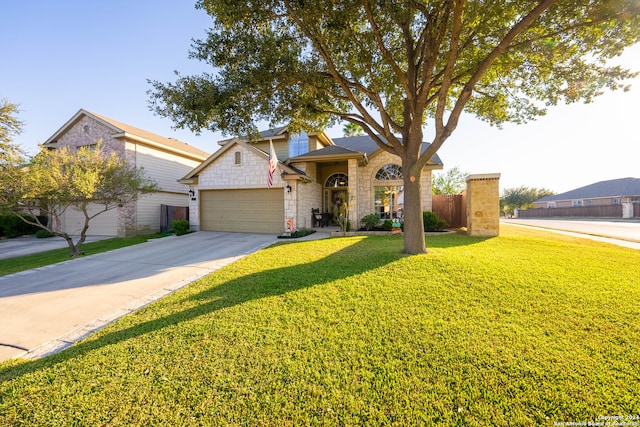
0, 233, 488, 382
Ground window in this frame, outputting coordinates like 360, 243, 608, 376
375, 164, 403, 180
234, 151, 241, 165
547, 201, 556, 208
289, 131, 308, 158
374, 164, 404, 219
374, 186, 404, 219
326, 173, 348, 188
572, 200, 583, 207
612, 198, 621, 204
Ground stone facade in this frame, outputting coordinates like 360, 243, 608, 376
466, 173, 501, 237
183, 133, 442, 233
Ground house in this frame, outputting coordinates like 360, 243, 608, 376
520, 177, 640, 219
179, 127, 443, 233
42, 109, 210, 236
533, 178, 640, 208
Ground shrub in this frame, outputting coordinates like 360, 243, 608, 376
0, 214, 48, 238
172, 219, 191, 236
382, 219, 393, 231
35, 229, 55, 238
361, 213, 380, 230
423, 211, 447, 232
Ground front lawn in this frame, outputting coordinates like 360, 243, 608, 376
1, 226, 638, 425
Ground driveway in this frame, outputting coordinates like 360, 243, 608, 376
502, 218, 640, 249
0, 232, 290, 362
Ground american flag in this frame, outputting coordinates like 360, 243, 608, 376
267, 140, 278, 188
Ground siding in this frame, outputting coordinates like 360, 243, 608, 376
136, 192, 190, 234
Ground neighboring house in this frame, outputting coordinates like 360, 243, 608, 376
532, 177, 640, 208
43, 109, 209, 236
179, 126, 443, 233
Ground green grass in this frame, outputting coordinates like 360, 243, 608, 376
1, 225, 639, 426
0, 234, 168, 277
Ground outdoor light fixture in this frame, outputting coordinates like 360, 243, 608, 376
188, 189, 196, 200
286, 184, 292, 193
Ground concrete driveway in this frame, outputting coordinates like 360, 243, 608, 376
0, 232, 286, 362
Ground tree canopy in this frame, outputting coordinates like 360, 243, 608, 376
432, 166, 468, 195
1, 142, 158, 257
149, 0, 639, 253
0, 99, 25, 169
501, 185, 555, 216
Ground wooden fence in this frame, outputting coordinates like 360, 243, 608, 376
160, 204, 189, 233
517, 204, 623, 218
432, 194, 467, 228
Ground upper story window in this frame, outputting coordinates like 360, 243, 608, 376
289, 131, 308, 158
375, 164, 403, 181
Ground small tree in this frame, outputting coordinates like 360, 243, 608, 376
1, 142, 158, 257
432, 166, 468, 195
501, 186, 555, 216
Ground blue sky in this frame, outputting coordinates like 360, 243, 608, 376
2, 1, 639, 193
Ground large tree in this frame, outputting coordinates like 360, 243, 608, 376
149, 0, 639, 254
2, 143, 158, 257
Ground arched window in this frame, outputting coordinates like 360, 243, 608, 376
374, 165, 404, 219
375, 164, 403, 180
325, 173, 348, 188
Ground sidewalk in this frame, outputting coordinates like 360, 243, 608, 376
502, 219, 640, 250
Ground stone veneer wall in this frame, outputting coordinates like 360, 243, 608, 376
289, 162, 321, 230
466, 173, 501, 237
354, 151, 437, 228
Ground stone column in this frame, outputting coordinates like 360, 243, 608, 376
466, 173, 501, 237
347, 158, 358, 229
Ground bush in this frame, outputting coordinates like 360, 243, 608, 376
423, 211, 447, 232
172, 219, 191, 236
361, 214, 380, 231
0, 214, 48, 238
382, 219, 393, 231
35, 229, 55, 238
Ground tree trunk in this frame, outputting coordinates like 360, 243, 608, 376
402, 160, 427, 255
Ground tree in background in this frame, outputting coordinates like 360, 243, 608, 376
0, 99, 25, 169
1, 142, 158, 257
343, 122, 364, 137
432, 166, 468, 195
501, 186, 555, 217
149, 1, 639, 254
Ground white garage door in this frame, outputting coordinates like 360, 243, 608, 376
63, 204, 118, 236
200, 189, 284, 233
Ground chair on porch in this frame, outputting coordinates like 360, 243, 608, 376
312, 208, 327, 228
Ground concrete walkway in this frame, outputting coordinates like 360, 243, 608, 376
0, 230, 333, 362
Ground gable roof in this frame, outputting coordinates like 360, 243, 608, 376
43, 109, 209, 161
536, 177, 640, 202
332, 135, 444, 166
287, 145, 368, 164
179, 138, 305, 183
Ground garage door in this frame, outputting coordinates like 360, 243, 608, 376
200, 189, 284, 233
63, 204, 118, 236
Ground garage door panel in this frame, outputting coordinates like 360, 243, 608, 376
200, 189, 283, 233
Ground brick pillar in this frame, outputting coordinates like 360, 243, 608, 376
466, 173, 501, 237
